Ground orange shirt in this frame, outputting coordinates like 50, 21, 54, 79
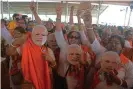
7, 20, 17, 36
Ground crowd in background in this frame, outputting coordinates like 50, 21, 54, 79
1, 1, 133, 89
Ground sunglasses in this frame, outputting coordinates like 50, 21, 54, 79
69, 36, 80, 39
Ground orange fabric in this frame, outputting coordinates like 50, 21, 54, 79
7, 21, 17, 36
90, 72, 100, 89
21, 36, 51, 89
128, 40, 133, 47
122, 48, 133, 62
81, 45, 96, 64
120, 54, 129, 64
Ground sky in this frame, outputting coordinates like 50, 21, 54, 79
99, 5, 133, 27
1, 2, 133, 27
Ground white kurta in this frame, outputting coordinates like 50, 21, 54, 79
91, 39, 133, 89
55, 30, 87, 77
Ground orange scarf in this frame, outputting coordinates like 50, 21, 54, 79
81, 45, 96, 66
122, 48, 133, 62
21, 36, 51, 89
120, 53, 129, 65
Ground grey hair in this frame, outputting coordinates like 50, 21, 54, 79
101, 51, 121, 64
67, 44, 82, 54
32, 25, 48, 33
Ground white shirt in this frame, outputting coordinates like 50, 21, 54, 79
55, 30, 88, 77
124, 40, 132, 48
91, 39, 133, 88
1, 26, 13, 44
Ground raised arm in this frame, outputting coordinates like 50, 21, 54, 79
81, 2, 105, 55
81, 2, 95, 44
30, 1, 42, 25
1, 21, 13, 44
69, 6, 74, 26
55, 2, 67, 49
6, 35, 27, 56
77, 9, 91, 47
55, 2, 62, 32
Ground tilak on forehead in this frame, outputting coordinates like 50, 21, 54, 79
31, 25, 48, 46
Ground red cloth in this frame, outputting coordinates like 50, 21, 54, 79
67, 65, 85, 89
120, 53, 129, 64
81, 45, 96, 66
21, 36, 51, 89
90, 72, 100, 89
9, 55, 21, 75
67, 45, 96, 89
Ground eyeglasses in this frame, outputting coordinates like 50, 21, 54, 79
69, 36, 80, 39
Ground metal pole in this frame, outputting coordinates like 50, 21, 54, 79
65, 1, 68, 23
36, 0, 38, 14
97, 1, 101, 25
7, 0, 10, 20
124, 7, 128, 26
32, 14, 34, 21
128, 9, 132, 26
1, 0, 3, 19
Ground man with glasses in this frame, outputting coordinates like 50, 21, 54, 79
7, 13, 22, 36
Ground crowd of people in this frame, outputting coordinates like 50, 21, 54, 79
1, 1, 133, 89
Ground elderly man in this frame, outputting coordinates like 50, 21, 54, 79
6, 25, 56, 89
91, 51, 127, 89
80, 2, 133, 89
66, 44, 92, 89
54, 3, 96, 89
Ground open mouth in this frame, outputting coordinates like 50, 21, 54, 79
71, 58, 79, 62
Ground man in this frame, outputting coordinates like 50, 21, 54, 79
91, 51, 127, 89
1, 19, 12, 89
1, 19, 13, 44
54, 3, 95, 89
45, 18, 55, 33
22, 15, 28, 25
81, 2, 133, 88
7, 13, 21, 36
66, 44, 92, 89
6, 25, 56, 89
16, 19, 27, 30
